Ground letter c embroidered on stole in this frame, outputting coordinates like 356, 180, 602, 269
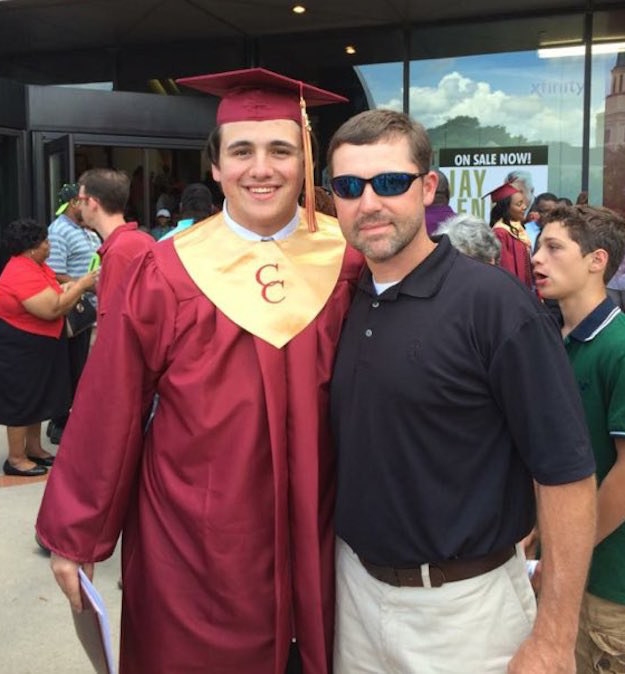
255, 263, 286, 304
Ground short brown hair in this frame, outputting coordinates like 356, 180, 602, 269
205, 126, 221, 167
542, 205, 625, 282
326, 109, 432, 177
78, 169, 130, 215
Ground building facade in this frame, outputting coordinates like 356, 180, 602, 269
1, 1, 624, 225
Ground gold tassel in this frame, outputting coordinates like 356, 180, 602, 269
300, 92, 317, 233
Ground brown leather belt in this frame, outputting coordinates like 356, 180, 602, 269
358, 546, 516, 588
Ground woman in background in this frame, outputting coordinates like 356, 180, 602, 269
488, 182, 533, 289
0, 218, 96, 477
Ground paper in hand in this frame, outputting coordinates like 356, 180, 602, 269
71, 568, 116, 674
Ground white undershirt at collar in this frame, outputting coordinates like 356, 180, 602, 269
373, 279, 400, 295
222, 200, 300, 241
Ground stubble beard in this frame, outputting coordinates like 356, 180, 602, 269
350, 213, 420, 263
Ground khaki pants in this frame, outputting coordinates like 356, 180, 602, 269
576, 592, 625, 673
335, 538, 536, 674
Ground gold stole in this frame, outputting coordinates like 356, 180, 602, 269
493, 220, 531, 248
174, 210, 347, 349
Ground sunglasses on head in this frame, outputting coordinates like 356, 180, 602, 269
330, 171, 428, 199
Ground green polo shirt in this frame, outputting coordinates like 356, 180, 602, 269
565, 297, 625, 604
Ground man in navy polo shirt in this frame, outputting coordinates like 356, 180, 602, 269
327, 109, 597, 674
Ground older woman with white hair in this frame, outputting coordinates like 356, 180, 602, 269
434, 213, 501, 265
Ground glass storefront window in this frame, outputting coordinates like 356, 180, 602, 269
589, 49, 625, 212
591, 8, 625, 213
355, 62, 404, 110
407, 50, 585, 218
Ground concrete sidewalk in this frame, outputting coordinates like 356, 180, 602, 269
1, 426, 122, 674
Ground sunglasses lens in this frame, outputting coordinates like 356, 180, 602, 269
332, 172, 421, 198
372, 173, 413, 197
331, 176, 365, 199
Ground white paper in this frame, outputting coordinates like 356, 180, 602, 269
78, 568, 117, 674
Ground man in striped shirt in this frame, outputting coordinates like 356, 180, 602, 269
46, 183, 101, 444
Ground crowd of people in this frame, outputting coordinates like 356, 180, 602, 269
0, 66, 623, 674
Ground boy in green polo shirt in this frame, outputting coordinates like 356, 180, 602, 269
532, 204, 625, 672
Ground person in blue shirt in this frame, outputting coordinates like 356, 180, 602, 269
526, 192, 558, 251
46, 183, 100, 444
159, 183, 215, 242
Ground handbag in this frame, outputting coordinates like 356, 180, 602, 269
66, 291, 97, 337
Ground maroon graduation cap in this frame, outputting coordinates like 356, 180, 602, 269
177, 68, 348, 232
482, 182, 521, 202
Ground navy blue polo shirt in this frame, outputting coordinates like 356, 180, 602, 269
331, 235, 595, 566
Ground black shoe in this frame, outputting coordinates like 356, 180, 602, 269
27, 454, 55, 467
48, 424, 63, 445
3, 459, 47, 477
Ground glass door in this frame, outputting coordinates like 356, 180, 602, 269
44, 134, 74, 221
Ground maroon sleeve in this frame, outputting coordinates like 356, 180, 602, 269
97, 235, 153, 319
36, 250, 176, 562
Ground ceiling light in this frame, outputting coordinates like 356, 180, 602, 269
292, 5, 306, 13
538, 41, 625, 58
345, 45, 356, 55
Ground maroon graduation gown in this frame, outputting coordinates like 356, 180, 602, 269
36, 234, 362, 674
493, 221, 533, 289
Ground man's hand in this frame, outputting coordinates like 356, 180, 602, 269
50, 553, 94, 612
520, 525, 539, 559
508, 635, 575, 673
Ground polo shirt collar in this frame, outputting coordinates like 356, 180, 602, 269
568, 296, 620, 343
358, 234, 457, 299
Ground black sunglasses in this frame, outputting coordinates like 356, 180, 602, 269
330, 172, 428, 199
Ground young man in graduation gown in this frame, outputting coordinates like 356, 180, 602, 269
36, 69, 360, 674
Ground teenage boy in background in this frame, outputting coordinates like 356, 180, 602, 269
533, 204, 625, 673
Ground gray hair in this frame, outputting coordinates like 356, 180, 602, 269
434, 213, 501, 265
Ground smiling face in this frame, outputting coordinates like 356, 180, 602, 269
212, 119, 304, 236
508, 191, 527, 223
331, 135, 437, 279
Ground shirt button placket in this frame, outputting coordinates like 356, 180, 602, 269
365, 297, 382, 338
